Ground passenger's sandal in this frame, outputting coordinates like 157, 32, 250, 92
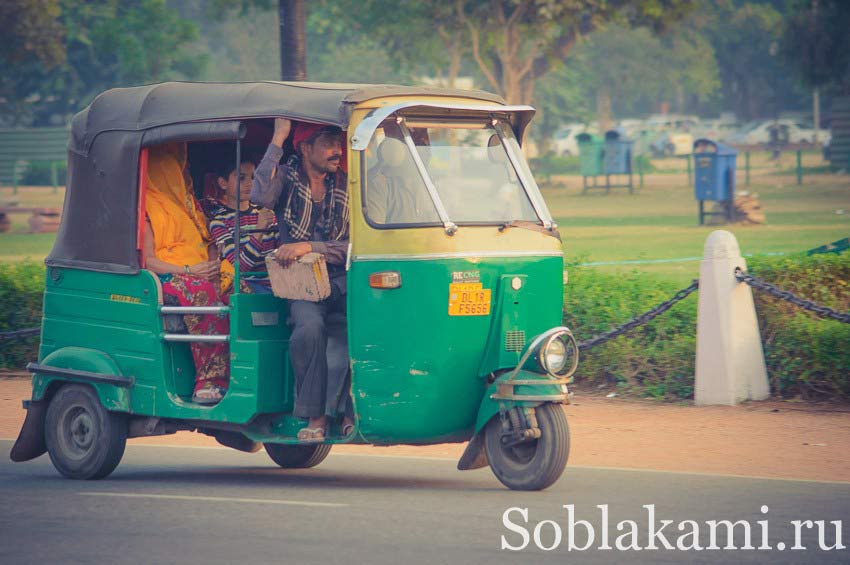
296, 427, 326, 442
192, 384, 225, 405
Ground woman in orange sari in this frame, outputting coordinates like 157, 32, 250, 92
143, 143, 234, 404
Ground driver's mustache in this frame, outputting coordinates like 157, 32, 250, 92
328, 154, 341, 161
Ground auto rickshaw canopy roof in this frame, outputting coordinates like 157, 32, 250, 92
49, 81, 513, 274
69, 81, 507, 153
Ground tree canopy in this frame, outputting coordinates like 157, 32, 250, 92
2, 0, 205, 126
0, 0, 832, 131
782, 0, 850, 93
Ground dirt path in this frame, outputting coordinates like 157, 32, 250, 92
2, 377, 848, 482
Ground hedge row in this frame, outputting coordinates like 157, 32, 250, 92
0, 262, 44, 368
2, 253, 848, 400
564, 251, 850, 400
563, 267, 699, 399
747, 252, 850, 400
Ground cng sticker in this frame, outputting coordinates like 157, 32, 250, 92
451, 270, 480, 283
448, 282, 491, 316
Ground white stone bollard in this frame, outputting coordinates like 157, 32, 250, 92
695, 230, 769, 405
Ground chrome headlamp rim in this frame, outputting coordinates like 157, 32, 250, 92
538, 330, 579, 379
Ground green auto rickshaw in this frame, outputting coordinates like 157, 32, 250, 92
10, 81, 578, 490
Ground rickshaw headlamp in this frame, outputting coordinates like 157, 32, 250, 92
538, 332, 578, 378
543, 338, 567, 374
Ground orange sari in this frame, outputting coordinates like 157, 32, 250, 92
145, 143, 234, 292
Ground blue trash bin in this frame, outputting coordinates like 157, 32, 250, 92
693, 138, 738, 224
603, 130, 634, 175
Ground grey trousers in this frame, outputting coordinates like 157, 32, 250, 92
288, 297, 353, 419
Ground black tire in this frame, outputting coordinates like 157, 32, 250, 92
484, 403, 570, 491
45, 384, 127, 480
264, 443, 332, 469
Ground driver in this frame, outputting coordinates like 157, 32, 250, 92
251, 118, 353, 442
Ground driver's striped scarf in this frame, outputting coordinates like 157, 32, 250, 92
281, 154, 349, 242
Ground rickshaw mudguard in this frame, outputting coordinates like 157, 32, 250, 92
9, 400, 47, 462
473, 370, 567, 434
29, 347, 131, 413
11, 349, 130, 462
458, 371, 566, 471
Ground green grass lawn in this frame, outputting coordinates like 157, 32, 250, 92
0, 186, 65, 263
544, 169, 849, 284
2, 171, 849, 286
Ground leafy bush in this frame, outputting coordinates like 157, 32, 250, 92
0, 262, 45, 368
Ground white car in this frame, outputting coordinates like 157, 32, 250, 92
552, 124, 589, 157
727, 119, 830, 145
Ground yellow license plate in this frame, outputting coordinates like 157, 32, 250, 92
448, 283, 492, 316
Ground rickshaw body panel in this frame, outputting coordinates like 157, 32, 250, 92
33, 268, 295, 425
347, 254, 563, 443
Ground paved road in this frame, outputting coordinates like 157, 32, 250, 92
1, 440, 848, 564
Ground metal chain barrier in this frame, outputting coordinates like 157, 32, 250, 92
577, 279, 700, 351
0, 327, 40, 342
735, 267, 850, 324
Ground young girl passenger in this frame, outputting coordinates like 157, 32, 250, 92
207, 158, 279, 293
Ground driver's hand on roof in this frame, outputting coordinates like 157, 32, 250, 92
272, 118, 292, 147
189, 260, 221, 281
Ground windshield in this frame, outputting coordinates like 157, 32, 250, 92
363, 120, 540, 226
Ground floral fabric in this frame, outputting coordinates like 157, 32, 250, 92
160, 273, 229, 391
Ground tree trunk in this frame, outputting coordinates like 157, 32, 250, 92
597, 87, 613, 132
279, 0, 306, 81
446, 40, 462, 88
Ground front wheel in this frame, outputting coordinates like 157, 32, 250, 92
484, 403, 570, 491
264, 443, 332, 469
45, 384, 127, 480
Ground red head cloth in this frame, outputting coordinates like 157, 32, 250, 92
291, 122, 325, 150
291, 122, 346, 173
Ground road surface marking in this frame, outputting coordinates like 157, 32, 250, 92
79, 492, 348, 507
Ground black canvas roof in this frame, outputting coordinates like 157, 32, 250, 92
70, 81, 506, 153
50, 81, 508, 274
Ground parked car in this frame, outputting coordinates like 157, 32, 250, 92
726, 119, 829, 146
552, 124, 593, 156
792, 122, 830, 145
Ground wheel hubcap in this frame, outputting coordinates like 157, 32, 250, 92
70, 412, 94, 449
60, 406, 96, 459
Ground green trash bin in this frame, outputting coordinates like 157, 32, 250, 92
577, 133, 604, 176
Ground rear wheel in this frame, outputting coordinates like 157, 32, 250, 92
484, 403, 570, 491
264, 443, 332, 469
45, 384, 127, 480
